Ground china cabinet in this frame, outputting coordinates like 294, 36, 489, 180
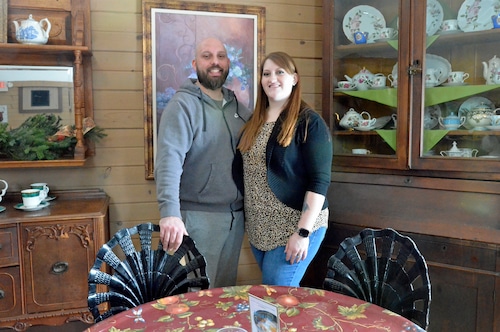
313, 0, 500, 331
0, 189, 109, 331
0, 0, 93, 168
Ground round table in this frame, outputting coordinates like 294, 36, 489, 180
85, 284, 425, 332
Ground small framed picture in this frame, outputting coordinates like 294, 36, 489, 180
19, 87, 62, 113
248, 293, 280, 332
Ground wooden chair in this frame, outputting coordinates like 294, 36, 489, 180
88, 222, 210, 322
323, 228, 431, 330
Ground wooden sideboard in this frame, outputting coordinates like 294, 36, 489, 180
0, 189, 109, 331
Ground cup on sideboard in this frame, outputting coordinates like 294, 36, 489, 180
30, 182, 49, 200
0, 180, 7, 203
21, 189, 44, 208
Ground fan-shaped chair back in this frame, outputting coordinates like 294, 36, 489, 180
323, 228, 431, 329
88, 222, 209, 322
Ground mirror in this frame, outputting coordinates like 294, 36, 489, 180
0, 65, 74, 128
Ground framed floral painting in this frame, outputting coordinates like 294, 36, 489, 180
142, 1, 265, 179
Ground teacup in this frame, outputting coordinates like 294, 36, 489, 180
447, 71, 469, 84
388, 74, 398, 87
337, 81, 356, 89
352, 148, 371, 155
353, 31, 369, 44
21, 189, 44, 208
391, 114, 398, 128
0, 179, 7, 203
370, 74, 387, 88
30, 182, 49, 200
441, 19, 459, 32
490, 114, 500, 126
378, 27, 398, 40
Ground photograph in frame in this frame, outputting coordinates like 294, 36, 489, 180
142, 1, 265, 179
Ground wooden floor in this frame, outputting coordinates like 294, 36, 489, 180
0, 321, 88, 331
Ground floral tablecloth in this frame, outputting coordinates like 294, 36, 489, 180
85, 284, 425, 332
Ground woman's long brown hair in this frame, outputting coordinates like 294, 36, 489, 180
238, 51, 310, 152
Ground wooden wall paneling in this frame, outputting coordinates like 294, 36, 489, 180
2, 0, 322, 288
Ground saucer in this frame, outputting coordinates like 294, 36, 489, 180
442, 82, 468, 87
485, 125, 500, 131
0, 206, 5, 213
334, 87, 356, 91
14, 201, 50, 211
43, 196, 56, 202
353, 125, 376, 131
369, 86, 388, 90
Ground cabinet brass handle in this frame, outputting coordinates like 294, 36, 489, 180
408, 60, 422, 76
51, 261, 69, 274
0, 290, 5, 299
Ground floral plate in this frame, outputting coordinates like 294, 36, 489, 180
458, 0, 500, 32
343, 5, 386, 44
427, 0, 444, 36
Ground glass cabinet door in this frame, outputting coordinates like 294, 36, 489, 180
410, 0, 500, 174
324, 0, 500, 176
327, 0, 408, 170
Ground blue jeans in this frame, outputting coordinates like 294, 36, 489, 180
251, 227, 327, 286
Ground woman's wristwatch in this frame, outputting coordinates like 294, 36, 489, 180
297, 228, 310, 238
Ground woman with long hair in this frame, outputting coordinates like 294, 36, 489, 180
237, 51, 333, 286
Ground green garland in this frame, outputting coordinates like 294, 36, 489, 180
0, 114, 106, 161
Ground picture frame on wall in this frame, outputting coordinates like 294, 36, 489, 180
142, 0, 265, 179
0, 0, 7, 43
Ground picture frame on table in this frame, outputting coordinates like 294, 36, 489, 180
142, 0, 266, 179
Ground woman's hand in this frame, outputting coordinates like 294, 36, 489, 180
285, 232, 309, 264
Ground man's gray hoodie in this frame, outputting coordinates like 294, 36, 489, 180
155, 78, 251, 219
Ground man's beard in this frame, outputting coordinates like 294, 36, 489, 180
196, 66, 229, 90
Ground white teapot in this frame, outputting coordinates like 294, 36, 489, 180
12, 14, 51, 45
482, 55, 500, 85
346, 67, 375, 91
339, 108, 373, 129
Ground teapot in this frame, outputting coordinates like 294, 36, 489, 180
338, 108, 372, 129
440, 141, 464, 157
438, 112, 465, 130
464, 102, 500, 129
12, 14, 51, 45
346, 67, 375, 91
482, 55, 500, 85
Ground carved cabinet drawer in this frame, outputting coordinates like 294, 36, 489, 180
0, 226, 19, 267
21, 219, 96, 314
0, 266, 22, 318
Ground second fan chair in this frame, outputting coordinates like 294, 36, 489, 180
323, 228, 431, 330
88, 222, 209, 322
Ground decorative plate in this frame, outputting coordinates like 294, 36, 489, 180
424, 105, 441, 129
427, 0, 444, 36
458, 96, 495, 129
457, 0, 500, 32
343, 5, 386, 44
14, 201, 50, 211
392, 54, 451, 86
372, 115, 392, 129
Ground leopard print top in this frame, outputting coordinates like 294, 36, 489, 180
242, 122, 328, 251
